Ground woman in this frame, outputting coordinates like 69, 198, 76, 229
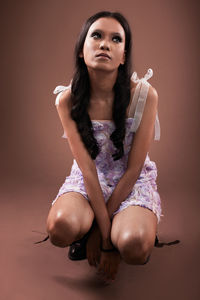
38, 11, 178, 284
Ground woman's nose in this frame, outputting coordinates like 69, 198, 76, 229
99, 40, 110, 50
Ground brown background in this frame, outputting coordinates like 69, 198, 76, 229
1, 0, 200, 299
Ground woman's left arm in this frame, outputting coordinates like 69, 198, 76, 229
106, 85, 159, 219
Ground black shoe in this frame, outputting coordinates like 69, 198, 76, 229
68, 230, 91, 261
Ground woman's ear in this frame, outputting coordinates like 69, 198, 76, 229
121, 51, 126, 65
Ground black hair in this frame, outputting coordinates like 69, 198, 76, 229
70, 11, 133, 160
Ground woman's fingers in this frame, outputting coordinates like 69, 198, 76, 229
87, 256, 92, 266
105, 265, 116, 281
86, 248, 95, 266
97, 261, 112, 282
87, 248, 101, 267
87, 254, 96, 266
96, 252, 120, 282
86, 229, 101, 267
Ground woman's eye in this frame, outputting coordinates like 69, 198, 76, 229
112, 36, 122, 43
91, 32, 101, 39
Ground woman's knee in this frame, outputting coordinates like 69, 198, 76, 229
117, 230, 154, 265
46, 192, 95, 247
47, 211, 81, 248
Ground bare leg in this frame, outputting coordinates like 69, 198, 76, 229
110, 205, 157, 265
46, 192, 95, 247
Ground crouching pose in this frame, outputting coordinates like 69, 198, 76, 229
45, 11, 166, 284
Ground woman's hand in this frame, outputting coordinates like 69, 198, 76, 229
86, 225, 102, 267
97, 250, 121, 283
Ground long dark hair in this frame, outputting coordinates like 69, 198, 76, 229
70, 11, 133, 161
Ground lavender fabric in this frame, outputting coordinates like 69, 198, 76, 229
52, 117, 163, 224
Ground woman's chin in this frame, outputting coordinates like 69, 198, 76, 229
87, 64, 117, 73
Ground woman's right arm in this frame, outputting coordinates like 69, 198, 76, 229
55, 90, 113, 249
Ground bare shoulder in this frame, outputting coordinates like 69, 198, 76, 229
55, 88, 75, 137
130, 78, 158, 99
146, 85, 159, 107
148, 85, 158, 99
56, 88, 72, 111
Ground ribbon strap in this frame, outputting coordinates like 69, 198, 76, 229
131, 68, 153, 83
53, 84, 71, 106
130, 68, 161, 141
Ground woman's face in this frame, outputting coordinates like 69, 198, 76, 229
80, 17, 126, 72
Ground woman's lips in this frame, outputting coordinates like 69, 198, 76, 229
96, 53, 111, 59
96, 56, 110, 60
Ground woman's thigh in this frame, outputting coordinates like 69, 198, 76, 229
111, 205, 157, 250
46, 192, 95, 238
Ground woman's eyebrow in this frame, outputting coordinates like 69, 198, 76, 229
92, 29, 122, 36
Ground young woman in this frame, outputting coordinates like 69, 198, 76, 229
36, 11, 179, 284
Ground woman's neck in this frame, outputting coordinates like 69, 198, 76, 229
88, 69, 117, 102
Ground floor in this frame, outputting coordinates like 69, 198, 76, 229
1, 179, 199, 300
